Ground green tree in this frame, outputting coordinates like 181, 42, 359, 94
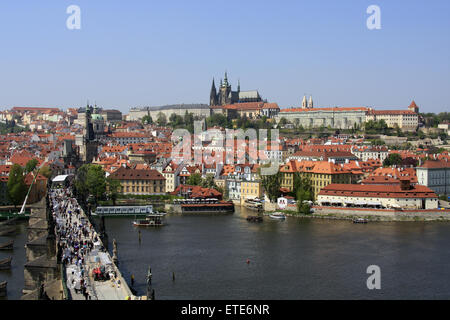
278, 117, 288, 127
25, 159, 39, 173
7, 164, 27, 208
260, 169, 282, 202
186, 173, 202, 186
86, 165, 107, 206
157, 112, 167, 126
201, 174, 216, 189
206, 113, 228, 128
383, 153, 403, 167
75, 164, 90, 201
142, 115, 153, 125
106, 177, 121, 206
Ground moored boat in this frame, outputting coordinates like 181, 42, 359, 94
0, 257, 12, 270
0, 281, 7, 297
246, 216, 263, 223
353, 218, 368, 224
0, 240, 14, 250
269, 212, 286, 220
0, 226, 16, 236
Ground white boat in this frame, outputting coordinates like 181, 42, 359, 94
269, 212, 286, 220
353, 218, 368, 224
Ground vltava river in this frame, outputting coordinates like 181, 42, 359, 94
104, 207, 450, 299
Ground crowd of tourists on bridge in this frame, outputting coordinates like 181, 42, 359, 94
50, 187, 103, 300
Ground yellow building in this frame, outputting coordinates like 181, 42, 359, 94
162, 162, 179, 193
280, 160, 353, 199
240, 180, 263, 204
109, 167, 166, 195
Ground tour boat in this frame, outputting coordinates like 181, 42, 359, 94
269, 212, 286, 220
133, 214, 165, 227
353, 218, 368, 224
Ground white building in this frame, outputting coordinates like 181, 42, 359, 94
416, 159, 450, 196
317, 181, 439, 210
352, 146, 389, 162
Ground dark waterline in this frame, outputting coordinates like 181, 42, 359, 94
103, 207, 450, 300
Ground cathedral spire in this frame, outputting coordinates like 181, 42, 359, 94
308, 95, 313, 108
223, 71, 229, 87
210, 78, 218, 106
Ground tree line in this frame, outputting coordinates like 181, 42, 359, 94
5, 160, 52, 207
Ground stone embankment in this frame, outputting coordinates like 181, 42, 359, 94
308, 206, 450, 222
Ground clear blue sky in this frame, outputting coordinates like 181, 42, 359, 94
0, 0, 449, 113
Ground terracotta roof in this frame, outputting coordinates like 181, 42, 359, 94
170, 184, 222, 199
109, 167, 165, 180
418, 159, 450, 169
319, 183, 437, 199
281, 107, 368, 113
368, 110, 417, 115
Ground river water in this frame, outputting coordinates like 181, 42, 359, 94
3, 207, 450, 300
0, 221, 28, 300
102, 207, 450, 300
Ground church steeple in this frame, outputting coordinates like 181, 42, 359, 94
210, 78, 218, 106
308, 95, 313, 109
223, 71, 228, 87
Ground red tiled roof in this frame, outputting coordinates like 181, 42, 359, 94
109, 167, 165, 180
281, 107, 368, 113
418, 159, 450, 169
319, 183, 436, 199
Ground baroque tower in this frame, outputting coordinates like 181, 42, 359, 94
302, 95, 308, 109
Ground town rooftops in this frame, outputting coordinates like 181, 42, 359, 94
109, 166, 165, 180
367, 109, 417, 115
280, 107, 368, 113
12, 106, 61, 113
417, 159, 450, 169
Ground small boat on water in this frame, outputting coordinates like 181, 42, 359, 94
0, 240, 14, 250
0, 281, 7, 297
353, 218, 368, 224
269, 212, 286, 220
0, 257, 12, 270
133, 214, 165, 227
247, 216, 263, 223
0, 226, 15, 237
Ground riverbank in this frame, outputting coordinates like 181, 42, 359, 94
281, 206, 450, 222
